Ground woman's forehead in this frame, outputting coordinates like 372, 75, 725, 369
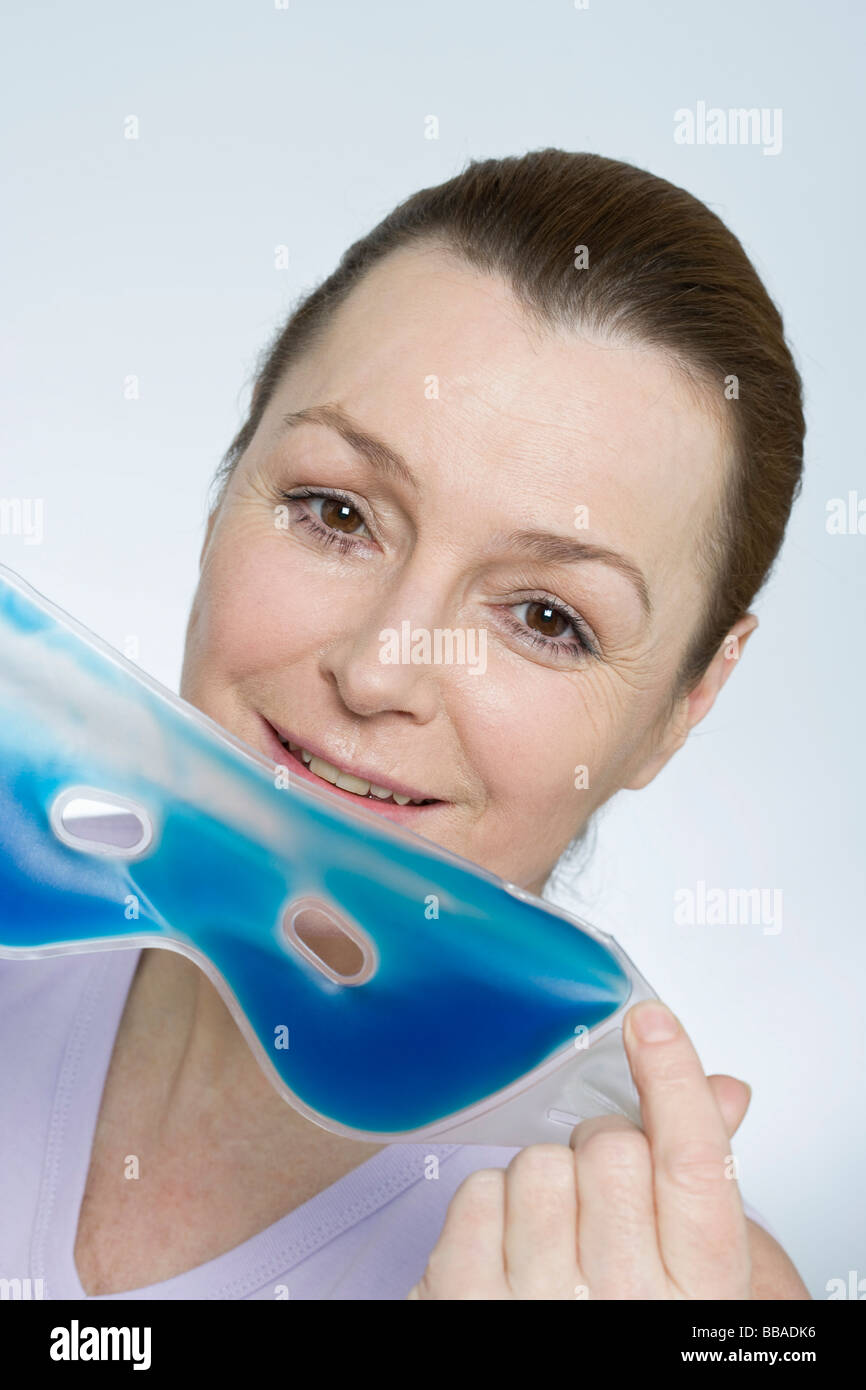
258, 245, 728, 599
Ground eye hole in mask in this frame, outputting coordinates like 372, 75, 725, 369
282, 896, 377, 986
50, 787, 153, 857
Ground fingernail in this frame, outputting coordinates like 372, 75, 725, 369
630, 1001, 679, 1043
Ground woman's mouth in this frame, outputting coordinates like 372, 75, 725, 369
259, 715, 443, 819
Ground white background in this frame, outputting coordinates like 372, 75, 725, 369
2, 0, 863, 1300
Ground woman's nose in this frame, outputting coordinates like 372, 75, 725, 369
318, 590, 448, 723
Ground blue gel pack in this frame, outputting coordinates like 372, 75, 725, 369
0, 563, 656, 1146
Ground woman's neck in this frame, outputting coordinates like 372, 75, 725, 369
116, 947, 384, 1166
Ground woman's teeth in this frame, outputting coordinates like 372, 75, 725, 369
279, 740, 431, 806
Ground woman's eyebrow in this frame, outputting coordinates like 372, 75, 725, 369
277, 402, 651, 622
278, 403, 419, 492
495, 529, 653, 622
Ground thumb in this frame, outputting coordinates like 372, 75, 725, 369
707, 1073, 752, 1138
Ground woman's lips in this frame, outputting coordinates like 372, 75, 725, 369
258, 715, 444, 822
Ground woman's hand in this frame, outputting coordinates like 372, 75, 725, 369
408, 1000, 810, 1300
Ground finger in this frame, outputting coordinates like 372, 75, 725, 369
502, 1144, 581, 1299
413, 1168, 510, 1300
570, 1113, 667, 1298
623, 1000, 750, 1299
707, 1074, 752, 1138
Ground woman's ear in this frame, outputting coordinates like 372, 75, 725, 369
622, 612, 759, 792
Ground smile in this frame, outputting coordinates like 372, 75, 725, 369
261, 716, 440, 811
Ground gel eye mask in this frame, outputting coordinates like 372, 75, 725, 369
0, 563, 656, 1145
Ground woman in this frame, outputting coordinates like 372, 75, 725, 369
2, 149, 810, 1299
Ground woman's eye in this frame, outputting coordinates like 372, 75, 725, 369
280, 489, 374, 552
312, 495, 368, 535
519, 601, 570, 638
504, 599, 598, 660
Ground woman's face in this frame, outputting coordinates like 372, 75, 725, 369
181, 242, 734, 893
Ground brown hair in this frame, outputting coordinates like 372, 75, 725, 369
212, 148, 804, 708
